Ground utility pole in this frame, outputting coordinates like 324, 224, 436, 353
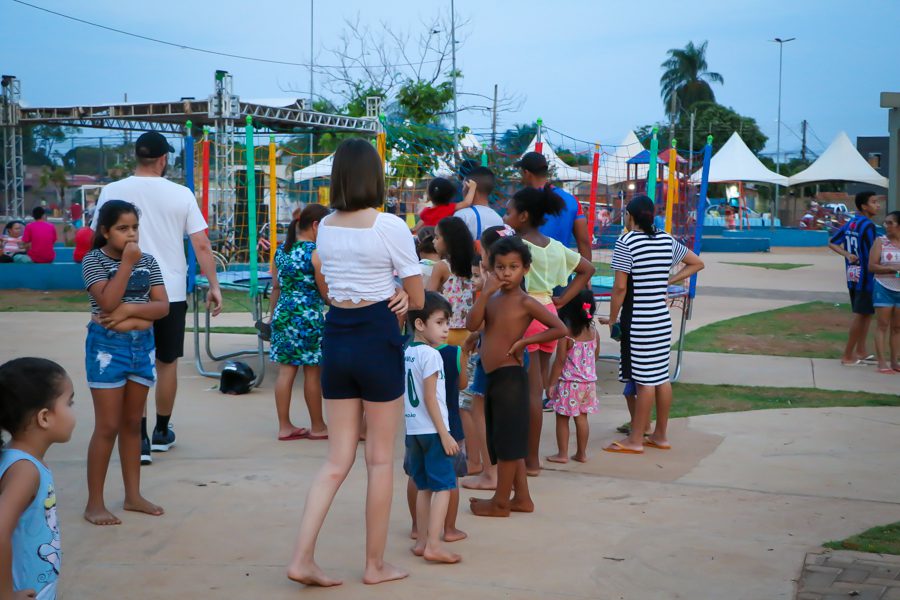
450, 0, 458, 142
688, 110, 696, 180
669, 94, 677, 141
801, 119, 808, 162
491, 83, 498, 150
307, 0, 315, 205
772, 36, 796, 230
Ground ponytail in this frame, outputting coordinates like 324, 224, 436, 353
626, 195, 656, 236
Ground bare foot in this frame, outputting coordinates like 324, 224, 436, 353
526, 468, 541, 477
123, 496, 164, 516
411, 542, 425, 557
410, 527, 418, 540
443, 527, 468, 542
362, 562, 408, 585
469, 497, 510, 517
545, 453, 569, 464
645, 436, 671, 450
571, 452, 588, 463
461, 474, 497, 490
287, 562, 343, 587
423, 545, 461, 564
510, 496, 535, 513
83, 506, 121, 526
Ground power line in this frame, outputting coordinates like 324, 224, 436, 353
10, 0, 444, 70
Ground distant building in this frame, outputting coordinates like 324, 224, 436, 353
846, 136, 889, 197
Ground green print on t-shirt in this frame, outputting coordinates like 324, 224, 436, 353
407, 369, 420, 407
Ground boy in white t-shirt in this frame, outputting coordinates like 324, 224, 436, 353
404, 292, 462, 565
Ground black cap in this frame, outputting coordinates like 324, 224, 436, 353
135, 132, 174, 159
514, 151, 548, 174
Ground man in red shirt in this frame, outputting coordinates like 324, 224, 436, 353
70, 202, 84, 228
22, 206, 57, 263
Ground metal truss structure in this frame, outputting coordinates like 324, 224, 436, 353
0, 70, 381, 218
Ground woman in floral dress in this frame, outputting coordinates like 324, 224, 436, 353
269, 204, 331, 440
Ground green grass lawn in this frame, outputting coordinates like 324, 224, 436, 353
669, 383, 900, 419
203, 326, 259, 335
825, 522, 900, 556
683, 302, 850, 359
0, 290, 257, 313
592, 262, 614, 277
722, 261, 813, 270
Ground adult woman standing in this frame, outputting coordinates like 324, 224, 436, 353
287, 139, 424, 587
605, 195, 704, 454
868, 211, 900, 373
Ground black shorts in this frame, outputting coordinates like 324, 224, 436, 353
849, 289, 874, 316
153, 301, 188, 364
484, 366, 529, 464
320, 301, 406, 402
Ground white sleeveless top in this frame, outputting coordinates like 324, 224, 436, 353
317, 212, 420, 303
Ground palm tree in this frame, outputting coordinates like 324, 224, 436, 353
660, 41, 724, 119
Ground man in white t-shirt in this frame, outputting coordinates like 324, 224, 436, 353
93, 131, 222, 464
455, 167, 503, 242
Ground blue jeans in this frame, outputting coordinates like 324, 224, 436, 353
85, 322, 156, 389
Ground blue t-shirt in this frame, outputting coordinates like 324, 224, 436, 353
830, 214, 877, 292
437, 344, 464, 441
0, 449, 60, 599
539, 186, 585, 248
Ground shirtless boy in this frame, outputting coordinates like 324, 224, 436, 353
465, 236, 566, 517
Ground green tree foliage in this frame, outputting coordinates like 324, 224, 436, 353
556, 148, 590, 167
660, 41, 724, 118
499, 122, 537, 156
38, 166, 68, 204
636, 102, 768, 156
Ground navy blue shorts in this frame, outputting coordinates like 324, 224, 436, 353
85, 322, 156, 389
321, 301, 406, 402
405, 434, 457, 492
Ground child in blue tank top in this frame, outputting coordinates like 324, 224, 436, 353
0, 358, 77, 600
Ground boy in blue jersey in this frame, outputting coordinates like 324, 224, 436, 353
829, 191, 881, 365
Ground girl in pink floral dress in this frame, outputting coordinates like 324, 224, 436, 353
426, 216, 476, 347
545, 289, 603, 463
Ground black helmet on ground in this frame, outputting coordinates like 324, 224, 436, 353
219, 361, 255, 395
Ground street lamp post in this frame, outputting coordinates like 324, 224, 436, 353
772, 36, 795, 229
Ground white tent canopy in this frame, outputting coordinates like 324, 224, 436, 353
293, 132, 483, 183
293, 154, 334, 183
788, 131, 889, 188
690, 132, 787, 185
523, 136, 593, 182
598, 131, 644, 185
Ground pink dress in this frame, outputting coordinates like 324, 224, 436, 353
440, 260, 476, 329
550, 332, 599, 417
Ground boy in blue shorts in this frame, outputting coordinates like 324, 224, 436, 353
404, 292, 462, 564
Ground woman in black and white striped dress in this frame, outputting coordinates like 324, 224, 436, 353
605, 195, 704, 454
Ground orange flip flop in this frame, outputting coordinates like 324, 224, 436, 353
645, 439, 672, 450
603, 441, 643, 455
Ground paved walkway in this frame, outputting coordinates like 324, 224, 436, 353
697, 286, 847, 303
798, 548, 900, 599
3, 313, 899, 599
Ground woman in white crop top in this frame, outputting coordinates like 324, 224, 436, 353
288, 139, 424, 587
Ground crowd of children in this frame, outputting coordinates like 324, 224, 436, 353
0, 160, 632, 595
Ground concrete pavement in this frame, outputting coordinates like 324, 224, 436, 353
2, 312, 898, 599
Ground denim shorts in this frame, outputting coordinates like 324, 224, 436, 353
873, 282, 900, 307
405, 444, 467, 478
85, 322, 156, 389
404, 434, 457, 492
321, 301, 406, 402
460, 354, 486, 410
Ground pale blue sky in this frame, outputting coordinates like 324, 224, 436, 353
2, 0, 898, 158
